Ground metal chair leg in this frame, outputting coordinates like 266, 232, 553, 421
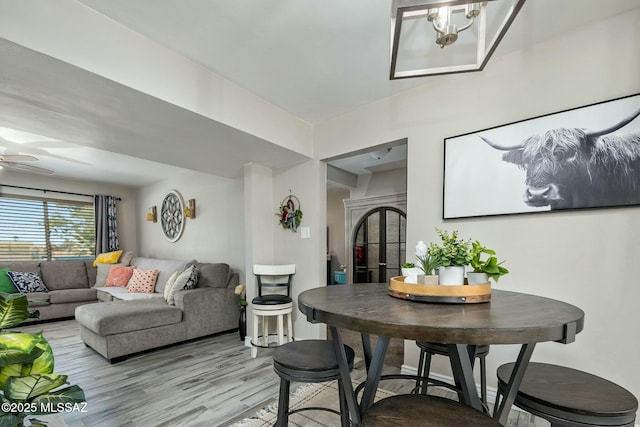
415, 348, 426, 394
276, 377, 290, 427
338, 378, 350, 427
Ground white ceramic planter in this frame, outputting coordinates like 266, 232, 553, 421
402, 267, 422, 284
438, 266, 465, 286
467, 272, 489, 285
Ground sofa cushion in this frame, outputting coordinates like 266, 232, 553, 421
48, 289, 97, 304
0, 261, 40, 275
96, 289, 113, 302
8, 271, 49, 293
120, 251, 133, 265
195, 263, 230, 288
75, 300, 182, 335
0, 268, 18, 293
92, 250, 123, 267
84, 260, 97, 287
130, 257, 195, 294
127, 269, 158, 293
24, 292, 50, 306
95, 287, 164, 301
40, 261, 89, 291
105, 266, 136, 287
95, 263, 126, 287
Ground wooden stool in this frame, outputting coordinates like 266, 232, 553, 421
497, 362, 638, 427
273, 340, 355, 427
415, 341, 490, 404
363, 394, 501, 426
250, 301, 293, 358
250, 264, 296, 358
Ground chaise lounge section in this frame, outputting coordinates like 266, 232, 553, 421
75, 257, 240, 362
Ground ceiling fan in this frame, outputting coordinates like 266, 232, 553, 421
0, 154, 54, 174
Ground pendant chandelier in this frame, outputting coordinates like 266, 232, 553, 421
390, 0, 526, 79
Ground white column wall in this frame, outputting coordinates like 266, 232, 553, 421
273, 160, 326, 340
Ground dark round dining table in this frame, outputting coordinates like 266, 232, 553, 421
298, 283, 585, 426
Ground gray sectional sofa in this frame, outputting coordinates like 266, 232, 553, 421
0, 257, 240, 362
76, 257, 240, 362
0, 260, 99, 322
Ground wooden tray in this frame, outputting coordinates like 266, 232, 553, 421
388, 276, 491, 304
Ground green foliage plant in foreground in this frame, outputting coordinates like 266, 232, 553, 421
0, 293, 85, 427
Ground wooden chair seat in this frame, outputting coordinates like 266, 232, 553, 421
497, 362, 638, 427
363, 394, 501, 427
273, 340, 355, 427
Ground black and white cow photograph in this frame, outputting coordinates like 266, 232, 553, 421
443, 94, 640, 219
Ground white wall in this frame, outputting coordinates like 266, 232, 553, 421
0, 170, 138, 253
136, 170, 245, 281
314, 10, 640, 404
350, 167, 407, 199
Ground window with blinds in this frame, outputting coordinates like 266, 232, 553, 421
0, 195, 95, 261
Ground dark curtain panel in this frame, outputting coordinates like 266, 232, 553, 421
94, 195, 119, 255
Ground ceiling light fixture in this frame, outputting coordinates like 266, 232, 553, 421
390, 0, 526, 79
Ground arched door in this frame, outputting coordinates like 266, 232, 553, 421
352, 207, 406, 283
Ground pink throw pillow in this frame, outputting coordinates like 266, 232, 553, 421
128, 269, 159, 293
105, 266, 136, 287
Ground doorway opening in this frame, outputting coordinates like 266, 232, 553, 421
353, 206, 406, 283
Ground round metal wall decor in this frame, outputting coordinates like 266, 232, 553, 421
160, 190, 185, 242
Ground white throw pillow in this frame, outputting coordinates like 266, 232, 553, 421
163, 270, 180, 301
166, 265, 198, 305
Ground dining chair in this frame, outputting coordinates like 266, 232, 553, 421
496, 362, 638, 427
250, 264, 295, 358
415, 341, 490, 405
273, 339, 355, 427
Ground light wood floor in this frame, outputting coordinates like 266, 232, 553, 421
17, 320, 547, 427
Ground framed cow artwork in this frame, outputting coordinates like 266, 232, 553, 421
443, 93, 640, 219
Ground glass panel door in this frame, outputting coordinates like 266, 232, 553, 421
353, 207, 406, 283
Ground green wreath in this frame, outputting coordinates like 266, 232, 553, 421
277, 195, 303, 231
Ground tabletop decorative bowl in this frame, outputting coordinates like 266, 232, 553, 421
388, 276, 491, 304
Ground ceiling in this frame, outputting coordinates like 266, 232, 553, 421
1, 0, 638, 185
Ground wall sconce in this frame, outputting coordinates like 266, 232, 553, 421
146, 206, 157, 223
183, 199, 196, 219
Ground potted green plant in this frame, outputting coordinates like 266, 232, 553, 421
414, 241, 439, 284
428, 229, 472, 285
401, 263, 422, 284
468, 241, 509, 284
0, 292, 86, 427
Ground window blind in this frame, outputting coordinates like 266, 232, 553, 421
0, 194, 95, 261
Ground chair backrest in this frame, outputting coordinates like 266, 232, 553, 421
253, 264, 295, 297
